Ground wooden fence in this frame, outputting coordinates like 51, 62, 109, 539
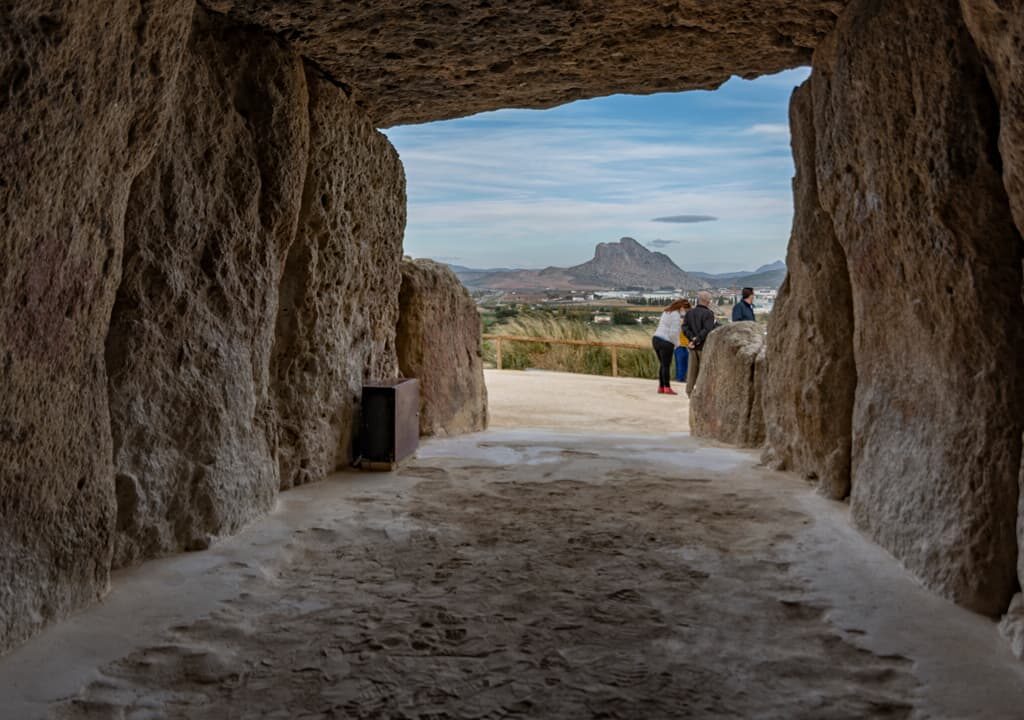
482, 333, 649, 377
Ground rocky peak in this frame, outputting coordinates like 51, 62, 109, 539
568, 238, 707, 289
593, 236, 638, 259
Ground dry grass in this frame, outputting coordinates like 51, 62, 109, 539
483, 315, 661, 379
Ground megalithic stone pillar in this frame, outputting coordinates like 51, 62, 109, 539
811, 0, 1024, 616
762, 79, 856, 501
959, 0, 1024, 651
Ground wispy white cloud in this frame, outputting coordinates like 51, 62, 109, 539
743, 123, 790, 137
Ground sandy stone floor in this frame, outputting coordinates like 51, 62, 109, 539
3, 373, 1024, 719
484, 369, 690, 434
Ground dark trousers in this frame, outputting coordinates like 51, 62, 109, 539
674, 346, 689, 382
686, 349, 702, 396
652, 336, 675, 388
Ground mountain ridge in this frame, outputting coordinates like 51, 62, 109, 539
446, 254, 786, 289
689, 260, 785, 280
445, 237, 710, 291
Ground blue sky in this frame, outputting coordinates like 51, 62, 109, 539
383, 67, 810, 274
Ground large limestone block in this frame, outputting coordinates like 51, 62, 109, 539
397, 259, 488, 437
960, 0, 1024, 234
762, 81, 856, 500
208, 0, 849, 126
690, 323, 767, 448
271, 69, 406, 489
811, 0, 1024, 615
105, 11, 310, 566
959, 0, 1024, 640
0, 0, 193, 651
1014, 441, 1024, 654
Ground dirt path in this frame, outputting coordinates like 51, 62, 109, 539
484, 369, 690, 433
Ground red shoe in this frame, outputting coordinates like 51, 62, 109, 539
663, 388, 678, 395
657, 386, 665, 394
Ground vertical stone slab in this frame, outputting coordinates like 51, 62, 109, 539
271, 69, 406, 489
960, 0, 1024, 234
812, 0, 1024, 615
959, 0, 1024, 645
762, 81, 856, 500
105, 11, 310, 566
690, 323, 767, 449
397, 258, 488, 436
0, 0, 193, 651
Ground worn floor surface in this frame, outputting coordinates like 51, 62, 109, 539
2, 375, 1023, 719
483, 369, 690, 433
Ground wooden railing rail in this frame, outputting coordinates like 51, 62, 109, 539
482, 333, 649, 377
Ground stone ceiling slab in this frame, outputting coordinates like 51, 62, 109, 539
203, 0, 849, 126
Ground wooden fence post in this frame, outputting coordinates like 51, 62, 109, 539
611, 347, 618, 377
496, 337, 503, 370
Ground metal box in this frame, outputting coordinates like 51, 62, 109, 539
361, 378, 420, 470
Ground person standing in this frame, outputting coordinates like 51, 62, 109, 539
674, 299, 693, 382
731, 287, 756, 322
682, 290, 717, 396
651, 298, 687, 395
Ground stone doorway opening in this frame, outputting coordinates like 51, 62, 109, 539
383, 72, 804, 436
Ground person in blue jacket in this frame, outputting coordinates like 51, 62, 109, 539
731, 287, 756, 322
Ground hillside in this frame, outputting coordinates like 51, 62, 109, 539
690, 260, 786, 288
450, 237, 709, 291
705, 268, 787, 288
564, 237, 708, 289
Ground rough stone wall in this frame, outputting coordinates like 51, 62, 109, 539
811, 0, 1024, 616
959, 0, 1024, 647
761, 82, 856, 501
206, 0, 849, 126
271, 69, 405, 490
690, 323, 766, 449
105, 11, 310, 566
0, 0, 194, 650
396, 259, 488, 437
960, 0, 1024, 234
1, 2, 407, 651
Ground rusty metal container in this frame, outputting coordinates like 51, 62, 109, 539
360, 378, 420, 469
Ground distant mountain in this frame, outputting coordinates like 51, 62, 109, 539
448, 237, 709, 291
754, 260, 786, 273
446, 264, 520, 287
562, 237, 708, 289
689, 259, 787, 288
716, 268, 787, 288
690, 259, 785, 280
448, 250, 787, 290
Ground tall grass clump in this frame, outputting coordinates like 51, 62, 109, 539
483, 313, 660, 379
